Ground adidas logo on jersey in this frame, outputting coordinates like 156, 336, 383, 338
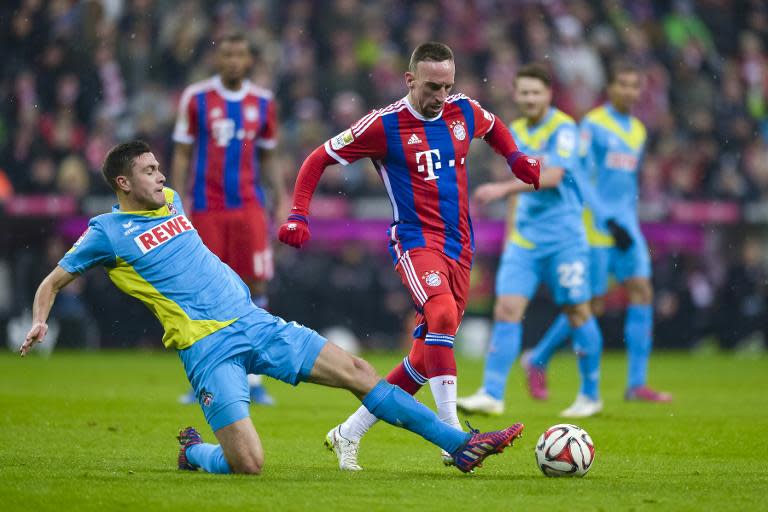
407, 133, 422, 145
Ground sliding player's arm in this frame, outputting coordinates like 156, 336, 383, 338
278, 116, 387, 248
20, 266, 78, 356
21, 222, 116, 356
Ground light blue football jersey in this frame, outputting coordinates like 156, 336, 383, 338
508, 107, 583, 252
59, 188, 254, 349
579, 103, 647, 247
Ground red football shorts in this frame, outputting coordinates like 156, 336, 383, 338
191, 204, 273, 281
395, 247, 470, 330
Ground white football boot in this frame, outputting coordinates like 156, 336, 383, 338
560, 394, 603, 418
456, 389, 505, 416
324, 425, 362, 471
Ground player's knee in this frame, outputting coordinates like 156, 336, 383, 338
627, 279, 653, 304
423, 294, 459, 334
564, 302, 591, 327
234, 457, 263, 475
494, 296, 524, 323
347, 356, 379, 392
591, 297, 605, 317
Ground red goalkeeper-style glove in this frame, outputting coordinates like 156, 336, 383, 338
278, 210, 311, 248
507, 151, 540, 190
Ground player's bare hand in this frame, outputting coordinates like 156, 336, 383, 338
20, 322, 48, 357
473, 183, 508, 205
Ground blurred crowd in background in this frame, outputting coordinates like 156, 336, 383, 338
1, 0, 767, 354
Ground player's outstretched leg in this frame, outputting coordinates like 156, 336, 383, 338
326, 354, 427, 470
623, 279, 672, 402
524, 312, 572, 400
309, 341, 524, 473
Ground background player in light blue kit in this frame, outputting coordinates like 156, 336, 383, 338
457, 64, 604, 418
20, 140, 525, 475
525, 61, 672, 403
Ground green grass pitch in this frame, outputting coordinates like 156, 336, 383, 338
1, 350, 766, 511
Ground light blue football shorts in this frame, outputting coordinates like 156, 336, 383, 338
495, 241, 592, 306
178, 307, 326, 431
589, 228, 651, 297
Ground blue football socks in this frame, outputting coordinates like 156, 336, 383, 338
481, 321, 522, 401
625, 304, 653, 389
573, 317, 603, 400
363, 380, 470, 454
529, 313, 571, 368
186, 443, 232, 474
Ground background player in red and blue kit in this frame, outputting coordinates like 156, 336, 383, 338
171, 32, 284, 405
278, 42, 540, 470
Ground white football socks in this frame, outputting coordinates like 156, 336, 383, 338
247, 374, 263, 387
340, 405, 378, 441
429, 375, 462, 430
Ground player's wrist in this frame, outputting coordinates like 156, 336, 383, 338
506, 151, 523, 165
287, 213, 308, 225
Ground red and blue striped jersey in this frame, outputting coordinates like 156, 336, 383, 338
173, 75, 277, 212
324, 95, 496, 268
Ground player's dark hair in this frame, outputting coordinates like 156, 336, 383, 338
516, 63, 552, 87
607, 59, 641, 84
217, 31, 254, 55
102, 140, 152, 191
409, 42, 454, 72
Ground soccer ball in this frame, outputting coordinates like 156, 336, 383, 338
534, 424, 595, 477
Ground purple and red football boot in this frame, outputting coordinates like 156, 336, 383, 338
177, 426, 203, 471
451, 422, 525, 473
625, 385, 673, 402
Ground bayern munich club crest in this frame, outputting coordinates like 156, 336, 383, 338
450, 120, 467, 141
423, 271, 442, 287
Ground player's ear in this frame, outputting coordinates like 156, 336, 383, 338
404, 71, 416, 90
115, 175, 131, 194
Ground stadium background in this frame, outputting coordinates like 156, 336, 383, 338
1, 0, 766, 356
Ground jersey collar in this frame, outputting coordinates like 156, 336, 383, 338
404, 95, 443, 122
213, 75, 251, 102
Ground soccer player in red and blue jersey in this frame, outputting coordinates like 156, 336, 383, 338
278, 42, 540, 470
171, 32, 284, 405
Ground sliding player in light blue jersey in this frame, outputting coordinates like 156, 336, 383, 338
525, 61, 672, 403
457, 63, 604, 418
20, 140, 525, 475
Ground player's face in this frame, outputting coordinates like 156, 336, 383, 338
217, 41, 252, 84
405, 59, 455, 118
608, 71, 642, 113
125, 152, 166, 209
514, 77, 552, 122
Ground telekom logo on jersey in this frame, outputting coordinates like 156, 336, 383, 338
133, 215, 194, 254
415, 149, 459, 181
